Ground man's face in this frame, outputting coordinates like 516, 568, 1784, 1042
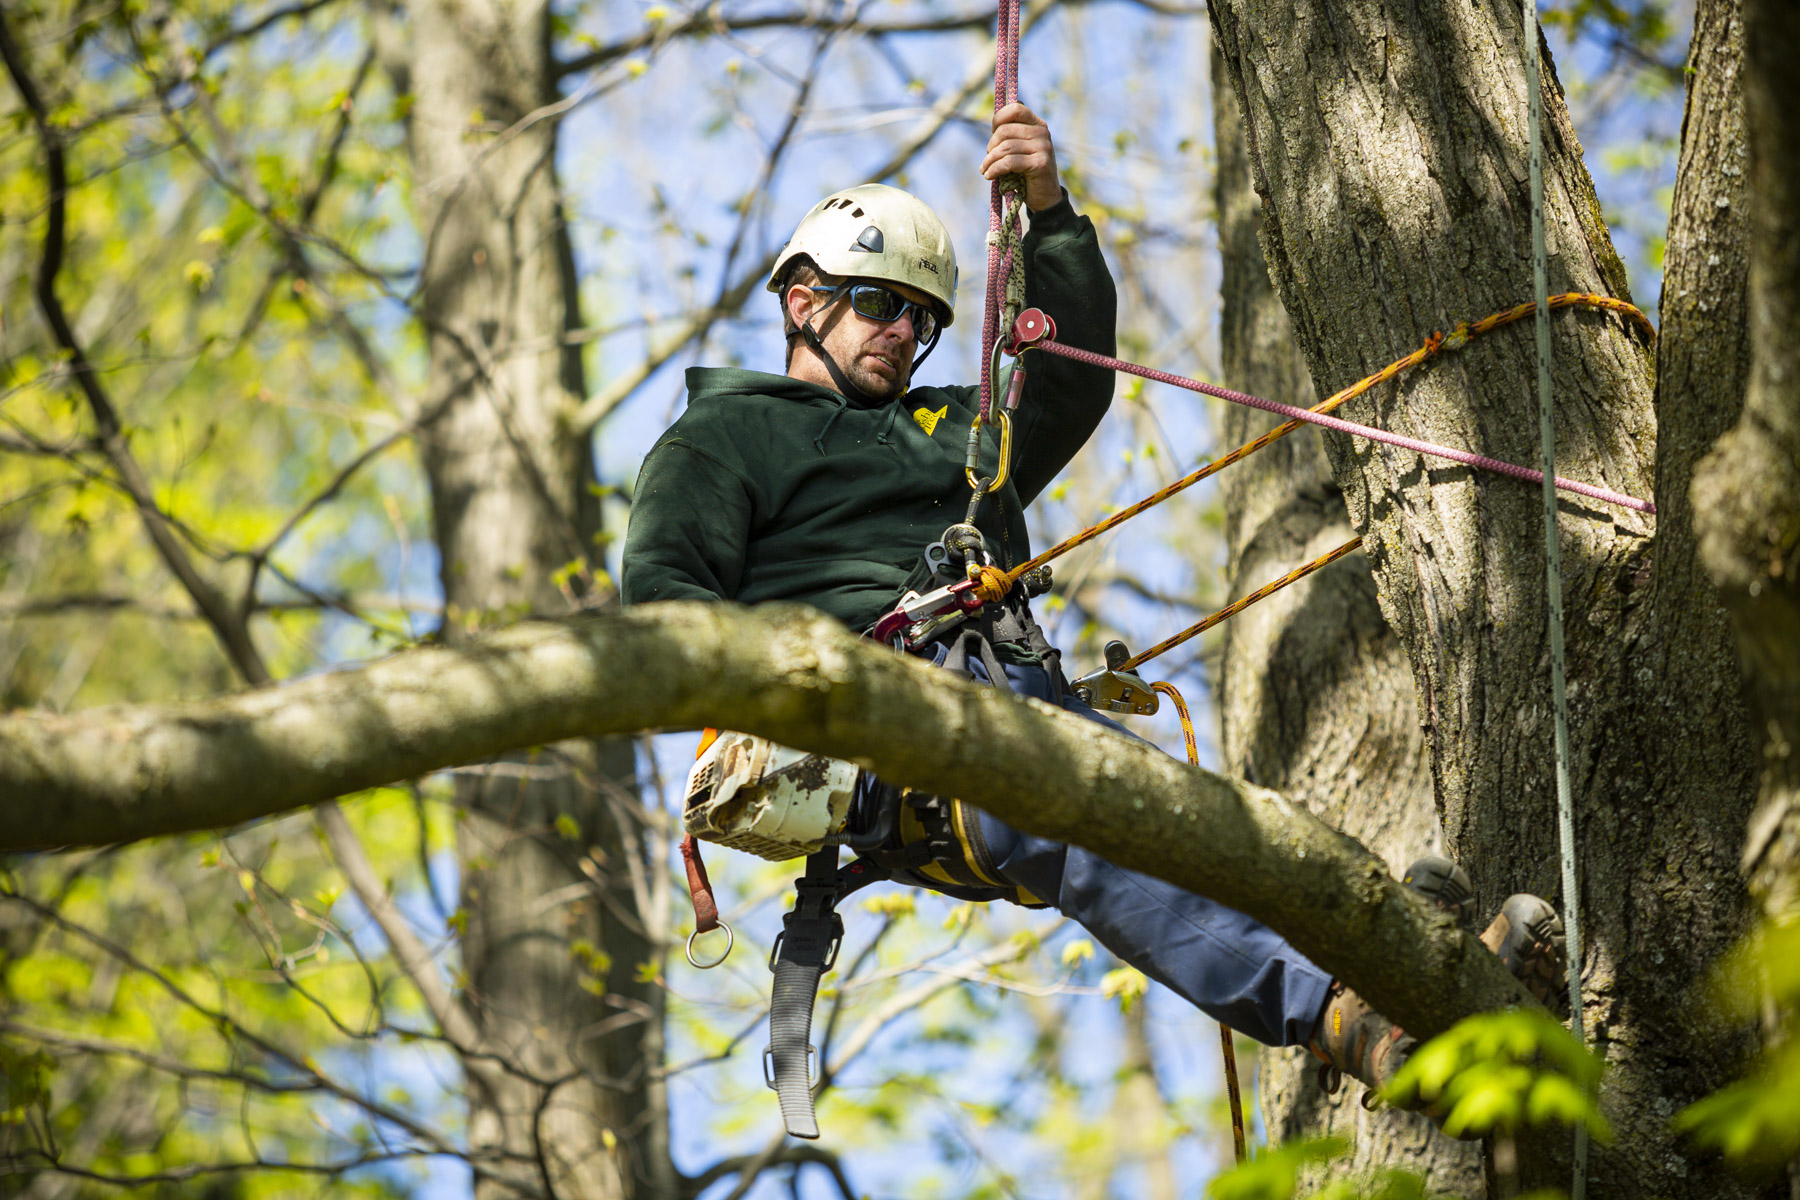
789, 280, 938, 400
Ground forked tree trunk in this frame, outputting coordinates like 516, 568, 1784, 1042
404, 2, 667, 1194
1208, 0, 1760, 1192
1207, 39, 1481, 1193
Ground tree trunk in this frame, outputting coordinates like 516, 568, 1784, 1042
1693, 0, 1800, 932
1208, 0, 1760, 1192
404, 2, 665, 1194
1208, 37, 1481, 1192
1691, 9, 1800, 1192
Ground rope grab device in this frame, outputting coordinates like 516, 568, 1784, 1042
676, 0, 1651, 1147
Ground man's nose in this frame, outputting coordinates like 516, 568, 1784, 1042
885, 310, 916, 344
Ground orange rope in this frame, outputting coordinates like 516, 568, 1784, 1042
1120, 538, 1364, 673
1151, 679, 1247, 1165
1151, 680, 1199, 765
999, 292, 1651, 592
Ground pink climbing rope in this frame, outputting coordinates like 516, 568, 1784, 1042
1030, 338, 1656, 514
979, 0, 1024, 423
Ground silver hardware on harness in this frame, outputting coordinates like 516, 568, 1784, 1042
685, 922, 734, 969
764, 1044, 819, 1090
1070, 639, 1160, 716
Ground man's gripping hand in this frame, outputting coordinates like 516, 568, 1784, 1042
981, 102, 1062, 212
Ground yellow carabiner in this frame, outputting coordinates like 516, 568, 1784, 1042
963, 408, 1014, 496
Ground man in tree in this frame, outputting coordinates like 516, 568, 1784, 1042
621, 102, 1564, 1109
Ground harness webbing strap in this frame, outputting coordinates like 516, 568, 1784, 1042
680, 835, 719, 934
766, 847, 844, 1139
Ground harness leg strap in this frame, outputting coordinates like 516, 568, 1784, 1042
765, 848, 844, 1139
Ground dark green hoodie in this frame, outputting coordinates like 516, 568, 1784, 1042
621, 196, 1116, 636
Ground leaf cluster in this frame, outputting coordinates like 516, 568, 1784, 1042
1384, 1009, 1610, 1143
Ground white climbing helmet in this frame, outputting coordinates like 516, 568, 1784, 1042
767, 183, 959, 325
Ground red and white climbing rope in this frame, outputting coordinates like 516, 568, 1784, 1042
978, 0, 1026, 424
1025, 330, 1654, 514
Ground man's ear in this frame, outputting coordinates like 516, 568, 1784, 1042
785, 284, 817, 331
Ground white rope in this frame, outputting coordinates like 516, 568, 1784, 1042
1525, 3, 1589, 1195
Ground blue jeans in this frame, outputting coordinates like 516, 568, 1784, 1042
928, 647, 1332, 1048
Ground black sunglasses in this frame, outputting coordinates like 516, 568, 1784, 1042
812, 284, 941, 345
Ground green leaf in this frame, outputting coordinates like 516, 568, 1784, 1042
1205, 1136, 1347, 1200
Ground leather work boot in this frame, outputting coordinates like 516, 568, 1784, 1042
1401, 854, 1476, 930
1480, 892, 1570, 1015
1308, 859, 1571, 1120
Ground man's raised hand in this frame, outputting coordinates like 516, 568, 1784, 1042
981, 102, 1061, 211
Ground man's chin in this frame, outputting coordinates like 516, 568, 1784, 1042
851, 367, 908, 399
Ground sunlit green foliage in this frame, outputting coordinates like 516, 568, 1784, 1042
0, 790, 450, 1196
1203, 1137, 1465, 1200
1541, 0, 1673, 51
1386, 1009, 1609, 1144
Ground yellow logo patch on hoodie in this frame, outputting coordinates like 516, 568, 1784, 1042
913, 405, 948, 436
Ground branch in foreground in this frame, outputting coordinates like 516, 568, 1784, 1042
1, 601, 1534, 1040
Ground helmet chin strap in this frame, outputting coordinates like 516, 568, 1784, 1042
797, 293, 941, 406
798, 318, 886, 407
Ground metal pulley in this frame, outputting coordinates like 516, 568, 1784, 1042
1070, 639, 1159, 716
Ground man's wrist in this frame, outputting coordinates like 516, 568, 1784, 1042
1025, 185, 1073, 218
1025, 179, 1065, 212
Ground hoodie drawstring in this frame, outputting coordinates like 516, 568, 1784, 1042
814, 397, 847, 456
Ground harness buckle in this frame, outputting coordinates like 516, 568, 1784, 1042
1069, 639, 1160, 716
764, 1044, 819, 1090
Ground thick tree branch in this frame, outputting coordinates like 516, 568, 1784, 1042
0, 601, 1536, 1041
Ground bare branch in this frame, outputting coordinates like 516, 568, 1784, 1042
199, 0, 346, 62
314, 802, 488, 1055
682, 1141, 851, 1200
250, 423, 412, 563
0, 10, 269, 685
553, 0, 1203, 79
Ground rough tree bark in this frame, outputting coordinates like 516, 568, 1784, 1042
1207, 39, 1480, 1191
1208, 0, 1760, 1193
404, 2, 665, 1193
1693, 0, 1800, 933
1690, 8, 1800, 1191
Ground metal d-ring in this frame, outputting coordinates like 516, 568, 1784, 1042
685, 921, 734, 969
